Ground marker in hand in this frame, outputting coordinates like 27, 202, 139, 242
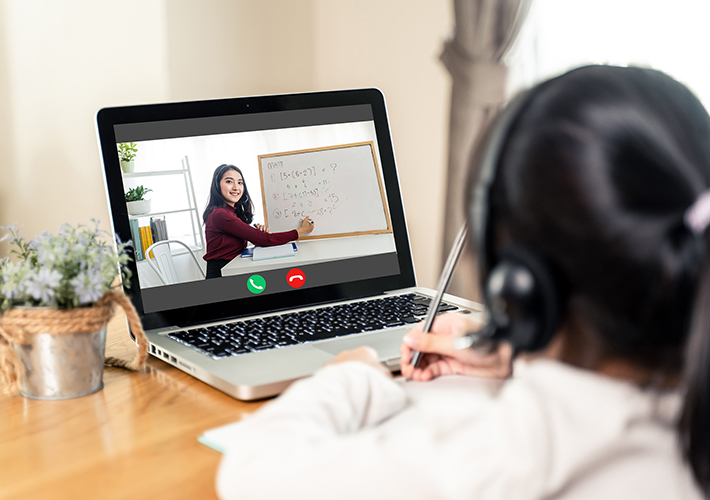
297, 216, 315, 237
409, 224, 469, 368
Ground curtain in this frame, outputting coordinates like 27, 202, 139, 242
440, 0, 532, 301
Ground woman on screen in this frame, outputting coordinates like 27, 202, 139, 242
216, 66, 710, 499
203, 164, 314, 279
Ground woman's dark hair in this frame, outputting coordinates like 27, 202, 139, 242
203, 164, 254, 225
475, 65, 710, 494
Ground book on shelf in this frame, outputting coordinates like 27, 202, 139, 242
129, 218, 143, 261
139, 226, 154, 259
150, 216, 168, 242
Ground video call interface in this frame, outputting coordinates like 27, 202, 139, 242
114, 105, 400, 313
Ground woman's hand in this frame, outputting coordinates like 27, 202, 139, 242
325, 346, 392, 378
254, 223, 267, 232
296, 217, 315, 237
399, 313, 513, 381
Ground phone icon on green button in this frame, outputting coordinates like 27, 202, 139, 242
247, 274, 266, 294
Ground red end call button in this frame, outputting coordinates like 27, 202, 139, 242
286, 268, 306, 288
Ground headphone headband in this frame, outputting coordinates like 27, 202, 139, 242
467, 88, 563, 352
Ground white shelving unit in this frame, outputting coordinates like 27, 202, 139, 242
123, 156, 205, 257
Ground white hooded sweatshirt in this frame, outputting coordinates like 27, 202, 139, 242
215, 358, 702, 500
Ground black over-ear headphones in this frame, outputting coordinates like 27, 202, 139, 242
466, 90, 563, 353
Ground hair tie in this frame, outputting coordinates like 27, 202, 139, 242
685, 190, 710, 235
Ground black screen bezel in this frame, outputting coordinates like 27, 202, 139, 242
96, 88, 416, 330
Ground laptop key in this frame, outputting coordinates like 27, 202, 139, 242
275, 338, 300, 347
226, 347, 250, 355
249, 345, 274, 352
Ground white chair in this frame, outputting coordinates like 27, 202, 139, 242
144, 240, 206, 285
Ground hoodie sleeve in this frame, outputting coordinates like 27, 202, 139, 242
215, 361, 429, 500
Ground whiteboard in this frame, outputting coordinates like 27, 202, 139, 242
258, 142, 392, 240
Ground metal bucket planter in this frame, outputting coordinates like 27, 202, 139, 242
0, 291, 149, 400
13, 324, 107, 399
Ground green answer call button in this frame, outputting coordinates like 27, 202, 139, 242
247, 274, 266, 294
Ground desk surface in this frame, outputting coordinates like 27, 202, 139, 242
221, 233, 396, 277
0, 310, 265, 500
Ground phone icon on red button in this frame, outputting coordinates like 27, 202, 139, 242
286, 268, 306, 288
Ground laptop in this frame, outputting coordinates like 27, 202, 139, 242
96, 88, 482, 400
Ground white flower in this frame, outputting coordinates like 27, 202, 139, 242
24, 268, 62, 304
1, 261, 29, 300
1, 222, 131, 311
1, 280, 17, 299
36, 247, 58, 265
70, 269, 105, 305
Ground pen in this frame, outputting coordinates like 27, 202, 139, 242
409, 223, 469, 367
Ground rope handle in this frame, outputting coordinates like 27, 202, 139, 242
101, 289, 149, 372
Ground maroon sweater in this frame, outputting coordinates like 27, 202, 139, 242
203, 207, 298, 261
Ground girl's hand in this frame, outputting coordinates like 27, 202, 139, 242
254, 224, 267, 232
296, 217, 315, 237
399, 313, 513, 381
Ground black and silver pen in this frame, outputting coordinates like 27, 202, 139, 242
409, 223, 469, 368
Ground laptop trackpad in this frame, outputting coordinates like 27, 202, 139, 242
314, 329, 406, 361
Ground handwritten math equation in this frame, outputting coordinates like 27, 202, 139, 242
266, 162, 346, 221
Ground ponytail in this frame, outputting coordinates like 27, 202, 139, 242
680, 231, 710, 495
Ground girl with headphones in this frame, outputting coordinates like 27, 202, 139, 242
202, 164, 314, 279
215, 66, 710, 499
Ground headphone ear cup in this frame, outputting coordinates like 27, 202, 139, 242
485, 246, 561, 352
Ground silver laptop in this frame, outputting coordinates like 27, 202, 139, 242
96, 88, 481, 400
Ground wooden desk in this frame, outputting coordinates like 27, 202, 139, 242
0, 310, 265, 500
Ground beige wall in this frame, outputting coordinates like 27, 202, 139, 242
312, 1, 452, 288
0, 0, 452, 288
0, 1, 14, 257
0, 0, 170, 244
165, 0, 317, 100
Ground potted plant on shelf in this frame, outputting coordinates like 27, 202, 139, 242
125, 185, 153, 216
0, 222, 148, 399
117, 142, 138, 173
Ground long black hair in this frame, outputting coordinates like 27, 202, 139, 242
476, 65, 710, 493
202, 164, 254, 225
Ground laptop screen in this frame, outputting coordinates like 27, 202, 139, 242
97, 89, 415, 331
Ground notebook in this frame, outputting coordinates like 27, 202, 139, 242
96, 88, 482, 400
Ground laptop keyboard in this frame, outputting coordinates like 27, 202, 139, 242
166, 293, 461, 359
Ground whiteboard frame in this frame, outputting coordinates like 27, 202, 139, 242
257, 141, 393, 240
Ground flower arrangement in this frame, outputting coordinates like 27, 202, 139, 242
0, 222, 131, 312
117, 142, 138, 163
